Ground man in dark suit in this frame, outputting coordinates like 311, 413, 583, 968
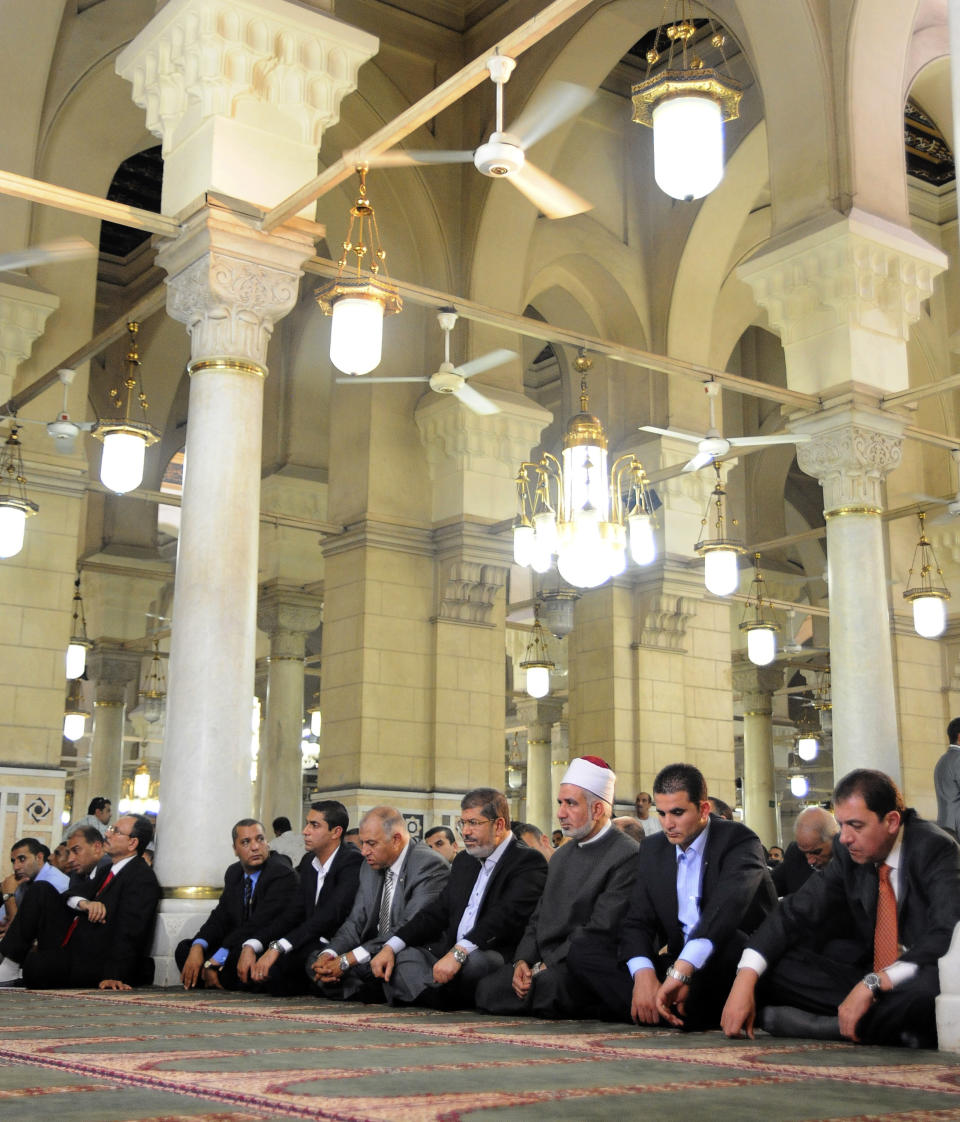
370, 788, 547, 1007
570, 762, 776, 1030
176, 818, 299, 990
311, 805, 449, 1002
4, 814, 160, 989
934, 716, 960, 839
242, 800, 363, 995
772, 806, 838, 897
722, 769, 960, 1048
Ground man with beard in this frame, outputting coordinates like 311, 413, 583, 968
370, 788, 547, 1007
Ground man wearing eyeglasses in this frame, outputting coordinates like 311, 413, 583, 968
1, 814, 160, 990
772, 807, 839, 897
311, 806, 448, 1002
369, 788, 548, 1008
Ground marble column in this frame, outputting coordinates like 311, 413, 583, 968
85, 645, 143, 811
550, 713, 570, 812
734, 663, 783, 845
257, 585, 323, 828
516, 697, 564, 835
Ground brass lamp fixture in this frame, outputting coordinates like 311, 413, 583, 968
513, 352, 657, 589
695, 461, 744, 596
139, 636, 167, 725
65, 571, 92, 679
739, 553, 778, 666
0, 425, 38, 559
631, 2, 742, 201
316, 167, 402, 376
519, 604, 555, 699
92, 322, 160, 494
903, 511, 950, 638
63, 676, 90, 742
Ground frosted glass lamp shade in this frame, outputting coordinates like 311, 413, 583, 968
100, 430, 147, 494
746, 625, 777, 667
65, 641, 88, 680
525, 664, 550, 699
310, 708, 322, 737
652, 95, 725, 201
63, 712, 87, 741
513, 524, 534, 567
330, 296, 384, 375
0, 502, 27, 558
797, 735, 820, 762
628, 512, 656, 565
790, 775, 809, 798
557, 511, 609, 589
133, 768, 151, 799
703, 547, 739, 596
912, 594, 947, 638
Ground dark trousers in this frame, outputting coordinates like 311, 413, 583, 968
474, 959, 593, 1018
0, 882, 71, 963
759, 946, 940, 1048
387, 946, 504, 1009
175, 938, 247, 990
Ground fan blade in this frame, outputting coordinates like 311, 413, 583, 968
639, 425, 702, 445
347, 149, 474, 168
727, 433, 810, 447
0, 237, 96, 273
906, 492, 950, 506
683, 450, 715, 472
455, 348, 516, 379
929, 509, 959, 525
507, 81, 594, 150
335, 377, 429, 384
508, 161, 592, 219
454, 382, 500, 415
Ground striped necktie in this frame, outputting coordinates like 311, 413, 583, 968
243, 875, 253, 919
378, 869, 395, 937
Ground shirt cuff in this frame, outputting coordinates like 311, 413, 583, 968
627, 956, 655, 977
243, 939, 263, 953
736, 948, 768, 977
883, 960, 918, 988
278, 938, 292, 953
386, 936, 406, 953
319, 947, 337, 959
678, 938, 713, 972
191, 938, 209, 950
67, 895, 84, 911
210, 947, 229, 965
352, 946, 371, 965
457, 939, 478, 956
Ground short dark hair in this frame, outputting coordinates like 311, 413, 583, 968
425, 825, 456, 846
708, 796, 734, 820
231, 818, 264, 844
345, 827, 359, 838
653, 763, 707, 804
125, 814, 154, 855
272, 816, 292, 834
461, 787, 509, 823
310, 800, 349, 835
67, 825, 104, 846
513, 821, 541, 841
12, 837, 47, 859
88, 796, 111, 813
833, 769, 904, 818
948, 717, 960, 744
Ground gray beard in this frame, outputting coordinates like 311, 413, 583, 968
464, 841, 495, 860
561, 820, 594, 841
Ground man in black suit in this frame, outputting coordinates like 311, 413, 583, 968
722, 769, 960, 1048
570, 763, 776, 1030
242, 800, 363, 995
176, 818, 299, 990
311, 805, 449, 1001
370, 788, 548, 1007
772, 806, 838, 897
4, 814, 161, 989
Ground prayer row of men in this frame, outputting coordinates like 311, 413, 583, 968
1, 755, 958, 1050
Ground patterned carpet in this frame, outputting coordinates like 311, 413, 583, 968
1, 989, 960, 1121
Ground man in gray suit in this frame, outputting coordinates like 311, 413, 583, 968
934, 716, 960, 839
311, 806, 449, 1001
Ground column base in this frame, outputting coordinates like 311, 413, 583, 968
151, 898, 212, 987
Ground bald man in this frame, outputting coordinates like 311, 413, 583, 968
773, 807, 839, 897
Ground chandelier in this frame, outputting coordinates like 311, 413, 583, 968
631, 2, 742, 201
739, 553, 778, 666
0, 425, 38, 559
513, 353, 657, 589
92, 321, 160, 494
139, 636, 167, 725
519, 604, 555, 699
695, 461, 744, 596
316, 167, 402, 376
63, 676, 90, 742
65, 571, 92, 679
903, 511, 950, 638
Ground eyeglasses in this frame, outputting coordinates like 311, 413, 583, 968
105, 826, 133, 837
455, 817, 491, 834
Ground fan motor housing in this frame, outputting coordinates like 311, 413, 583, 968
474, 134, 525, 178
429, 369, 464, 395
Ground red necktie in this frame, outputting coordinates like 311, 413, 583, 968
873, 863, 899, 971
62, 869, 114, 947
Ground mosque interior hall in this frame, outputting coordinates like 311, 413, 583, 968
0, 0, 959, 971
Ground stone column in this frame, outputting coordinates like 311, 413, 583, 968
118, 0, 376, 986
550, 713, 570, 812
516, 697, 564, 835
734, 663, 783, 845
257, 585, 323, 828
85, 644, 143, 810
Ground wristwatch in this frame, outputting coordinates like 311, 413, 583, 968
202, 958, 222, 971
861, 971, 883, 995
267, 940, 285, 954
666, 965, 693, 984
452, 946, 468, 965
338, 954, 351, 973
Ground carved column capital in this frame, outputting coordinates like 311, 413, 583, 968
516, 697, 565, 743
257, 584, 323, 658
87, 643, 144, 705
794, 409, 904, 512
733, 663, 784, 714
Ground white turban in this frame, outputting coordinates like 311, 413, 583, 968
561, 756, 616, 806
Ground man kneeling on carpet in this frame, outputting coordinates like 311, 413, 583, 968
721, 768, 960, 1048
0, 813, 159, 989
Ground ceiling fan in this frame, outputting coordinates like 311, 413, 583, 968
349, 55, 594, 220
0, 237, 95, 274
780, 608, 830, 657
336, 309, 515, 415
2, 368, 95, 454
640, 381, 811, 472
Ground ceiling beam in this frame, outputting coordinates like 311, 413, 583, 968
882, 371, 960, 407
261, 0, 598, 230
